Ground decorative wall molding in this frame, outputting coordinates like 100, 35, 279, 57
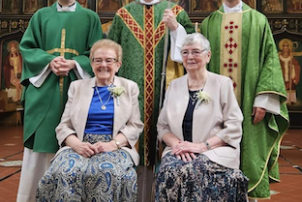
270, 18, 302, 33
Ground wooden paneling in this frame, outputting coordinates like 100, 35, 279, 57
0, 0, 301, 127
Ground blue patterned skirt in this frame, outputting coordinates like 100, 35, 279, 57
155, 153, 248, 202
37, 134, 137, 202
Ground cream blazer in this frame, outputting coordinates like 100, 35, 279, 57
157, 72, 243, 169
55, 76, 144, 166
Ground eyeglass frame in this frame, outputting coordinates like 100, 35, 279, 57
92, 57, 117, 65
180, 49, 207, 57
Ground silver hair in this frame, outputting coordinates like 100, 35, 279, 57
181, 33, 211, 52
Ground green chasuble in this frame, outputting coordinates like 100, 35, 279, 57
201, 3, 289, 199
20, 2, 102, 153
108, 0, 194, 166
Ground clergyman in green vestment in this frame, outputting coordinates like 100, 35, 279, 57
200, 0, 289, 200
108, 0, 194, 166
17, 1, 102, 201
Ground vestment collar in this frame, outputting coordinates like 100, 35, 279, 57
57, 1, 76, 12
223, 1, 243, 13
140, 0, 160, 5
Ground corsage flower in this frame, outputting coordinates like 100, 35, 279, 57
195, 90, 211, 109
108, 85, 126, 106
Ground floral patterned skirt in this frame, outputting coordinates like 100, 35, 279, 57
155, 153, 248, 202
37, 134, 137, 202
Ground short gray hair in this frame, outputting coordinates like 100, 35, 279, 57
181, 33, 211, 52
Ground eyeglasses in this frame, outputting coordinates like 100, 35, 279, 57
181, 49, 206, 57
92, 58, 117, 65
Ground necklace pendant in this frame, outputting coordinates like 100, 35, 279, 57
101, 105, 106, 110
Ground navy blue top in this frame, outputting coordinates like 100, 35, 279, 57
84, 86, 114, 134
182, 90, 199, 142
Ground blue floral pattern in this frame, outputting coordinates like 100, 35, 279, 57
155, 153, 248, 202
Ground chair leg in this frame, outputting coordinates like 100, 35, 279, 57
137, 165, 154, 202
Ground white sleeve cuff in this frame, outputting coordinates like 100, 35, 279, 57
29, 61, 91, 88
73, 61, 91, 80
253, 94, 280, 115
170, 23, 186, 63
29, 65, 51, 87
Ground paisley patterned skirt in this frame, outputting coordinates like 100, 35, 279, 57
155, 153, 248, 202
37, 134, 137, 202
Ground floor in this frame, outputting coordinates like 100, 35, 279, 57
0, 126, 301, 202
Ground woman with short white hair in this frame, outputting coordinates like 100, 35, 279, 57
155, 33, 248, 201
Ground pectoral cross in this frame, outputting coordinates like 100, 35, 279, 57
47, 29, 79, 108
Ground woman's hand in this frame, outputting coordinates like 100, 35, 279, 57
175, 152, 196, 162
94, 140, 117, 153
172, 141, 202, 162
65, 134, 98, 158
72, 142, 98, 158
173, 141, 205, 154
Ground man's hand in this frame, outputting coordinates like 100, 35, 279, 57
49, 56, 75, 76
252, 107, 266, 124
162, 9, 178, 31
49, 56, 63, 76
60, 58, 76, 72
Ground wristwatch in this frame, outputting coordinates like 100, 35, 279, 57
204, 141, 211, 150
114, 139, 121, 149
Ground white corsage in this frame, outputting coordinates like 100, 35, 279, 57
108, 85, 126, 106
195, 90, 211, 109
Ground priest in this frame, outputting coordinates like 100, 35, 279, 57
17, 0, 102, 201
200, 0, 289, 201
108, 0, 194, 167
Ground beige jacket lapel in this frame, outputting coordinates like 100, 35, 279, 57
173, 75, 189, 140
74, 77, 96, 139
112, 76, 123, 137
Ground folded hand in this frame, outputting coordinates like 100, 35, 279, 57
73, 142, 98, 158
94, 141, 117, 153
172, 141, 197, 162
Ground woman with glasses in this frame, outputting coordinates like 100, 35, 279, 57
37, 39, 144, 201
155, 33, 248, 201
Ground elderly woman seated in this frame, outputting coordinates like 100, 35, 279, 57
37, 39, 144, 201
155, 33, 248, 201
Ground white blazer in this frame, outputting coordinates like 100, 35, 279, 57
157, 72, 243, 169
55, 76, 144, 166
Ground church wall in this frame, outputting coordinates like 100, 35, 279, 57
0, 0, 301, 127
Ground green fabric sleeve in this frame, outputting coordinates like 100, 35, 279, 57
20, 12, 56, 86
256, 18, 287, 103
177, 9, 194, 34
